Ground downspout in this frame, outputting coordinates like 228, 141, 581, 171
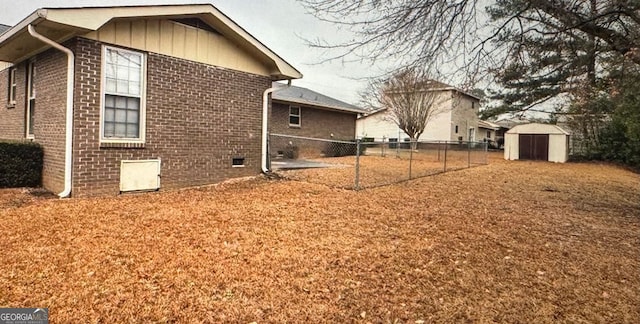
261, 80, 291, 173
28, 25, 74, 198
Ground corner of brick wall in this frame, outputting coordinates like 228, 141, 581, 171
71, 37, 271, 197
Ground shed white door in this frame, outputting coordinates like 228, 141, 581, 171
519, 134, 549, 161
120, 159, 161, 192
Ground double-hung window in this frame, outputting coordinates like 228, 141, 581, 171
8, 66, 16, 106
289, 106, 300, 127
102, 46, 146, 143
26, 62, 35, 138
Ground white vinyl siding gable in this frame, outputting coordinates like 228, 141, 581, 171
100, 46, 147, 143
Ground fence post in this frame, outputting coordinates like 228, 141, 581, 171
355, 138, 361, 190
381, 137, 386, 157
467, 141, 471, 168
484, 141, 488, 164
443, 141, 448, 172
408, 140, 413, 180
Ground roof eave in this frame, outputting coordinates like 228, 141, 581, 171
0, 5, 303, 79
0, 13, 90, 63
358, 108, 387, 119
0, 10, 46, 44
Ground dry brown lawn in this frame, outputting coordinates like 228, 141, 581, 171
282, 148, 486, 189
1, 153, 639, 323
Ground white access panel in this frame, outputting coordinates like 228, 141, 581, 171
120, 159, 161, 192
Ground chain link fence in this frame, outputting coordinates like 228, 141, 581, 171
269, 134, 488, 190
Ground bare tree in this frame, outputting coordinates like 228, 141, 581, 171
300, 0, 486, 81
374, 69, 447, 149
300, 0, 640, 90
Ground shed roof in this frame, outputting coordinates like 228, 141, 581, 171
0, 4, 301, 80
272, 83, 365, 114
506, 123, 570, 135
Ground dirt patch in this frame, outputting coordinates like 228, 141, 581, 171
1, 153, 638, 323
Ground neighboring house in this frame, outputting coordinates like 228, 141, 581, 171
356, 81, 481, 143
0, 4, 301, 197
478, 120, 506, 147
478, 120, 500, 142
269, 83, 365, 156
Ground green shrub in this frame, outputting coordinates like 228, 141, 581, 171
0, 141, 44, 188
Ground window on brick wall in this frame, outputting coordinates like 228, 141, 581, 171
101, 46, 146, 143
289, 105, 300, 127
7, 66, 16, 106
26, 61, 35, 138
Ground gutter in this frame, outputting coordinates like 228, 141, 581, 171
27, 24, 74, 198
261, 80, 291, 173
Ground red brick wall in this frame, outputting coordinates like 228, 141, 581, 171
0, 64, 27, 139
270, 101, 357, 140
0, 49, 68, 193
269, 101, 357, 158
36, 49, 68, 194
72, 38, 270, 197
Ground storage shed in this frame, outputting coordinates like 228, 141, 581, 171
504, 123, 570, 163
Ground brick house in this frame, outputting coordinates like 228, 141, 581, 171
269, 83, 365, 157
0, 4, 301, 197
356, 81, 481, 143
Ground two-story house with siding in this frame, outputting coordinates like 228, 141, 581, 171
356, 81, 481, 143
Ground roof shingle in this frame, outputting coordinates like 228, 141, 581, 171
272, 83, 365, 114
0, 24, 11, 36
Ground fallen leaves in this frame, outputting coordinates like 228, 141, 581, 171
0, 153, 638, 322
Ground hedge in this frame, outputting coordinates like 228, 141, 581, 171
0, 141, 44, 188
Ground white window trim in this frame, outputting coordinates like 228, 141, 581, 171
289, 105, 301, 127
8, 66, 16, 106
26, 61, 35, 139
99, 45, 147, 144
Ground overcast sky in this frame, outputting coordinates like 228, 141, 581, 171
0, 0, 372, 104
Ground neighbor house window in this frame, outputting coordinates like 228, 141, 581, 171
289, 106, 300, 127
455, 125, 459, 134
472, 101, 475, 109
486, 130, 491, 138
102, 46, 146, 142
26, 61, 35, 138
8, 66, 16, 106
